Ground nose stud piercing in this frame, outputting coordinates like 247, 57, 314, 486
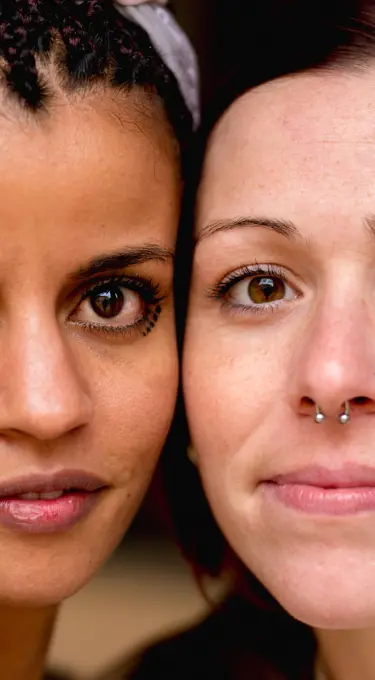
314, 401, 350, 424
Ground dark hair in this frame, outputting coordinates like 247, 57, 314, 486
162, 1, 375, 677
0, 0, 192, 155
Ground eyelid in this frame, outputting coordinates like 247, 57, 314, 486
69, 273, 160, 302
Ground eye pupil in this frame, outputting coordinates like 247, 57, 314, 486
248, 276, 285, 303
90, 286, 124, 319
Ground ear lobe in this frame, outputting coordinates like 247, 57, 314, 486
187, 445, 198, 466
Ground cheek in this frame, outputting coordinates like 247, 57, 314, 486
183, 317, 287, 464
82, 334, 179, 484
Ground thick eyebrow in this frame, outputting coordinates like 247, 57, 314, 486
71, 244, 174, 282
197, 216, 299, 243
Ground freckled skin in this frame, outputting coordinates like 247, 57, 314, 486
185, 68, 375, 630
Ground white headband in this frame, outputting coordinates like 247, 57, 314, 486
113, 0, 200, 129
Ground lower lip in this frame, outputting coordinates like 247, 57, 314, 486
0, 492, 100, 534
264, 482, 375, 515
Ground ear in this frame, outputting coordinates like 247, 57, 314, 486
187, 444, 198, 466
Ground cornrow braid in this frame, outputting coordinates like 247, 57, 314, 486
0, 0, 49, 106
0, 0, 192, 151
52, 0, 110, 81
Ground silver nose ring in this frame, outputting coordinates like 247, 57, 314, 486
314, 401, 350, 425
338, 400, 350, 425
315, 404, 326, 424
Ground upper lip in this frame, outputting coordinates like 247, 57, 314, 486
271, 465, 375, 488
0, 470, 107, 498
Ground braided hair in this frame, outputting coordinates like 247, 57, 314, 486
0, 0, 192, 151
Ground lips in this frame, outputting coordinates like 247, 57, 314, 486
264, 465, 375, 516
0, 469, 106, 499
271, 464, 375, 489
0, 470, 108, 534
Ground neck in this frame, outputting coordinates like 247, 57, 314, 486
0, 603, 57, 680
315, 627, 375, 680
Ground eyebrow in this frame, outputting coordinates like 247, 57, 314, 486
199, 214, 375, 245
71, 244, 174, 282
197, 216, 299, 243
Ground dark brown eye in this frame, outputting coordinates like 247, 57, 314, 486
72, 282, 144, 329
248, 276, 286, 304
90, 286, 125, 319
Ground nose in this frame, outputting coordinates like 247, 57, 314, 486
0, 316, 92, 441
294, 296, 375, 424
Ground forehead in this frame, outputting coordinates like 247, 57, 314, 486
0, 89, 180, 265
198, 68, 375, 230
1, 87, 177, 192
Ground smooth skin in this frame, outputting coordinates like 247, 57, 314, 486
0, 86, 180, 679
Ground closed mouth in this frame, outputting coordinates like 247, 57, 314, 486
0, 469, 108, 500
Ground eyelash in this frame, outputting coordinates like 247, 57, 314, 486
209, 263, 295, 315
69, 274, 164, 338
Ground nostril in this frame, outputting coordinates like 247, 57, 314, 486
348, 397, 375, 416
352, 396, 370, 406
300, 397, 317, 419
301, 397, 315, 407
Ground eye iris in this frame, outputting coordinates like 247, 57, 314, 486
248, 276, 285, 303
90, 286, 124, 319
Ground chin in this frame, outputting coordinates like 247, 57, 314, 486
269, 584, 375, 630
0, 550, 116, 607
0, 519, 132, 607
245, 550, 375, 630
215, 497, 375, 631
0, 554, 109, 607
0, 578, 86, 608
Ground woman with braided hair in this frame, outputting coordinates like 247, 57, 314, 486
0, 1, 198, 678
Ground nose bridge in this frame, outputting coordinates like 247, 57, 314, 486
296, 292, 375, 410
0, 310, 91, 440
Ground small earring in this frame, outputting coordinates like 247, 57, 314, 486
315, 404, 326, 424
187, 445, 198, 466
338, 401, 350, 425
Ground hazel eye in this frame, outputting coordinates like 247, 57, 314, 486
228, 275, 297, 307
247, 276, 286, 304
74, 283, 144, 327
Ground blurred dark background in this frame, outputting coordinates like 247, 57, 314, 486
173, 0, 342, 105
174, 0, 257, 103
173, 1, 306, 102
